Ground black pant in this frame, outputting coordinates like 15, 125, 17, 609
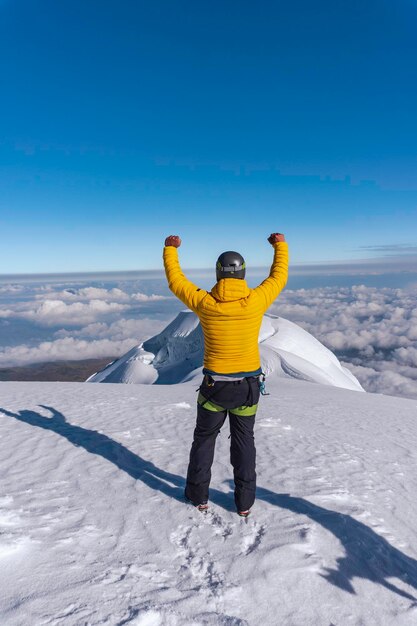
185, 377, 259, 512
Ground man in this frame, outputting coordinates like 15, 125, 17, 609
163, 233, 288, 516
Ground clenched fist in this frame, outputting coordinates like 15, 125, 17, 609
268, 233, 286, 245
165, 235, 182, 248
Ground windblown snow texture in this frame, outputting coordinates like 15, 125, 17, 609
87, 311, 363, 392
1, 378, 417, 625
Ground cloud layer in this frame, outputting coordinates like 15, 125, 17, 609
270, 285, 417, 399
0, 285, 171, 327
0, 281, 174, 366
1, 278, 416, 401
35, 286, 168, 303
0, 317, 166, 367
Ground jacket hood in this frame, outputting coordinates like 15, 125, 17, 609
210, 278, 251, 302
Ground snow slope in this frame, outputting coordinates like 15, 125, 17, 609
1, 378, 417, 625
88, 311, 363, 392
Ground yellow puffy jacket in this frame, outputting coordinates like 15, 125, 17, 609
163, 242, 289, 376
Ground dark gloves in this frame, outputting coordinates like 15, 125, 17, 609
165, 235, 182, 248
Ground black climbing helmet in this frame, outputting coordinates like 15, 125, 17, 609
216, 251, 246, 281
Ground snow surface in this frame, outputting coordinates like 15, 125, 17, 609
1, 378, 417, 625
88, 311, 363, 392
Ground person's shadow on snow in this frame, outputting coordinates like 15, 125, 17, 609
254, 487, 417, 602
2, 405, 417, 602
0, 405, 231, 511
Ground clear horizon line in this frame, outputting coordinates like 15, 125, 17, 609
0, 253, 416, 281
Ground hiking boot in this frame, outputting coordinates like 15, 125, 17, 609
185, 494, 209, 512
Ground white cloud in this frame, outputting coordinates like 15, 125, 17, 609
26, 299, 128, 325
35, 287, 128, 301
0, 337, 136, 367
131, 292, 167, 301
55, 317, 165, 342
0, 279, 174, 367
270, 285, 417, 400
64, 287, 130, 301
0, 299, 128, 326
0, 281, 172, 329
35, 286, 170, 303
394, 346, 417, 367
0, 284, 24, 294
343, 363, 417, 400
0, 317, 166, 367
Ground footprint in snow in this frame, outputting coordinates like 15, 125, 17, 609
241, 521, 267, 555
170, 524, 225, 596
203, 509, 234, 540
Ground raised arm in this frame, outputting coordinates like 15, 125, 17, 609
163, 235, 207, 313
253, 233, 289, 311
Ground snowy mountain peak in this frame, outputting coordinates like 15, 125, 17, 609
259, 315, 363, 391
88, 311, 363, 392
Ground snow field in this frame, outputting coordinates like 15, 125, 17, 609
0, 379, 417, 625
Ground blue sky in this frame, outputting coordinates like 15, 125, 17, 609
1, 0, 417, 273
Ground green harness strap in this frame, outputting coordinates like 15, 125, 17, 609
229, 404, 258, 417
197, 393, 258, 416
197, 392, 224, 412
